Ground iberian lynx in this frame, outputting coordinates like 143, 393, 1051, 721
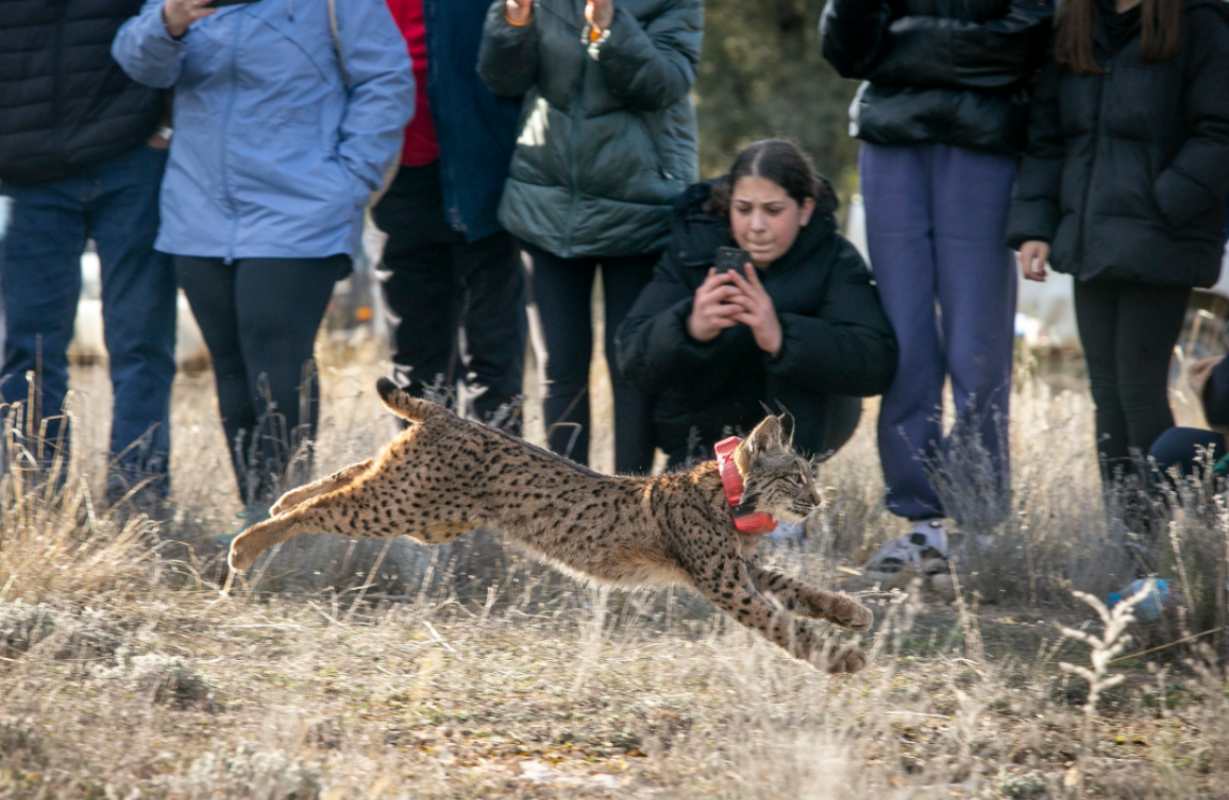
227, 379, 872, 673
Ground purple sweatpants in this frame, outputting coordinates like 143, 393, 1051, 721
860, 142, 1018, 525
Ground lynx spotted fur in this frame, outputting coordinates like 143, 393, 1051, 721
228, 378, 872, 673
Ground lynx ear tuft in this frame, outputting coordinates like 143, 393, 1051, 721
746, 415, 785, 452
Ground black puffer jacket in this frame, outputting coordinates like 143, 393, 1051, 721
615, 182, 898, 459
0, 0, 163, 184
1006, 0, 1229, 287
820, 0, 1053, 154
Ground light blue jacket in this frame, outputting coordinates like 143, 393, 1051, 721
113, 0, 413, 261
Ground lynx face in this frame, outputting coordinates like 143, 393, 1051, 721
741, 450, 820, 524
733, 414, 821, 524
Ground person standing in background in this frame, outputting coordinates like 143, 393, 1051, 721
113, 0, 411, 513
0, 0, 177, 511
821, 0, 1052, 584
1009, 0, 1229, 542
375, 0, 526, 432
478, 0, 702, 473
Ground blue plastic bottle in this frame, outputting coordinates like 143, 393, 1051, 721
1107, 578, 1170, 622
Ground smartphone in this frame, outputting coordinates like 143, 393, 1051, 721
714, 246, 751, 274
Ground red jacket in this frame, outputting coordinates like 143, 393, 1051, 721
386, 0, 438, 166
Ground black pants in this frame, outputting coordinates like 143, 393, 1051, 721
523, 243, 656, 473
176, 255, 346, 506
372, 163, 525, 431
1074, 279, 1190, 485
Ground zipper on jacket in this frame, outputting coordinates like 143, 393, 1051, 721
221, 14, 245, 263
563, 72, 584, 257
1075, 55, 1112, 280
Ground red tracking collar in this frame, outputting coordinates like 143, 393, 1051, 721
714, 436, 777, 535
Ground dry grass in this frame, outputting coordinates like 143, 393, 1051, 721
1, 327, 1227, 799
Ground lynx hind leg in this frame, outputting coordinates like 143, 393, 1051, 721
230, 476, 480, 574
269, 459, 374, 516
747, 563, 873, 631
687, 551, 866, 674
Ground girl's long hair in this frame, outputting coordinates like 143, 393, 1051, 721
706, 139, 838, 219
1056, 0, 1182, 74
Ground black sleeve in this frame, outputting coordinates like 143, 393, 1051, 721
615, 251, 758, 397
1153, 7, 1229, 230
819, 0, 893, 79
477, 0, 539, 97
1006, 58, 1063, 248
864, 0, 1054, 90
593, 0, 703, 111
764, 241, 898, 397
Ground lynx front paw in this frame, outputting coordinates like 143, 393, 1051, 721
824, 645, 867, 674
836, 600, 873, 632
228, 531, 262, 572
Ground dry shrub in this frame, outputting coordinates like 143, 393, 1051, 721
163, 744, 322, 800
102, 652, 218, 711
0, 600, 120, 661
0, 412, 162, 605
0, 716, 46, 769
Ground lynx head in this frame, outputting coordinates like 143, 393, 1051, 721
732, 414, 821, 524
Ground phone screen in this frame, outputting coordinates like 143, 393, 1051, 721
714, 247, 751, 273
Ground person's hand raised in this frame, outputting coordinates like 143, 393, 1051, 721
686, 269, 742, 343
585, 0, 615, 30
725, 264, 783, 357
505, 0, 534, 26
162, 0, 215, 39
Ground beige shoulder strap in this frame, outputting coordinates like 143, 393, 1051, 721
327, 0, 350, 87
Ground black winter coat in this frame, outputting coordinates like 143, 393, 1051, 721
820, 0, 1053, 154
615, 182, 898, 460
1006, 0, 1229, 287
0, 0, 164, 184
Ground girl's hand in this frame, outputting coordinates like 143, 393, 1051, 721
686, 268, 742, 342
1187, 355, 1225, 398
1017, 240, 1050, 282
505, 0, 534, 26
162, 0, 215, 39
585, 0, 614, 30
726, 264, 783, 357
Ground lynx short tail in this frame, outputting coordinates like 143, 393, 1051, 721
376, 377, 436, 422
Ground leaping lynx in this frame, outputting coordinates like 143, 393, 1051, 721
227, 378, 872, 673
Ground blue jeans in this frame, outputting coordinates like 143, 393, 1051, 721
0, 144, 176, 500
861, 143, 1018, 527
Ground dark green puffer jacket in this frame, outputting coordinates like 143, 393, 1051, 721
477, 0, 702, 258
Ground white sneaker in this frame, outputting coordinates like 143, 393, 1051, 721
864, 519, 950, 586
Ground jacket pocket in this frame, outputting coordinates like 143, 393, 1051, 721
1154, 168, 1217, 232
